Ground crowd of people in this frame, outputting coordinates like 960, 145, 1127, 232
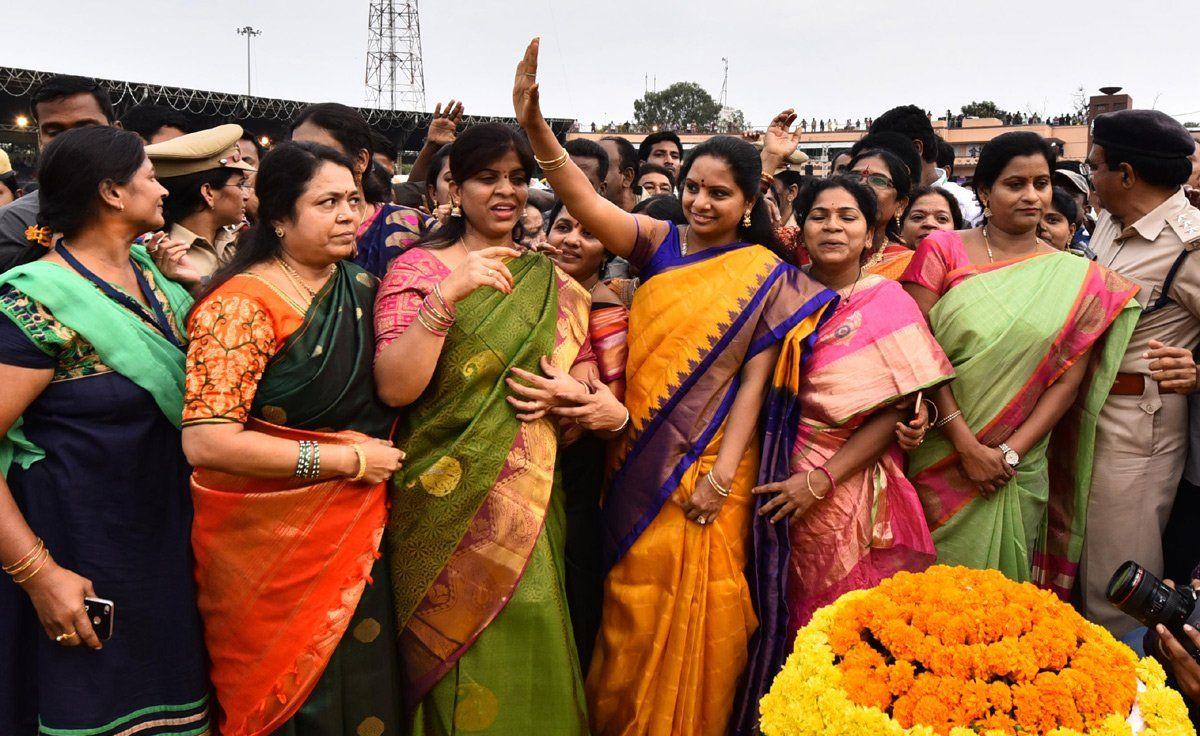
3, 36, 1200, 736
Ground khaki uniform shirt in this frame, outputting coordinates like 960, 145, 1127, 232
1091, 189, 1200, 375
168, 222, 239, 278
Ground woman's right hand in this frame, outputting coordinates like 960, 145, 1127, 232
958, 442, 1015, 496
512, 38, 544, 129
356, 438, 406, 484
439, 246, 521, 305
21, 561, 102, 650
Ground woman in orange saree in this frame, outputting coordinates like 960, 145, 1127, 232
513, 53, 835, 736
181, 143, 405, 736
847, 145, 917, 280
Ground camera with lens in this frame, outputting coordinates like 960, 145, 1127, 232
1107, 560, 1200, 660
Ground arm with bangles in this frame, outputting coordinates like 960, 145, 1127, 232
513, 38, 668, 260
753, 405, 905, 523
679, 345, 780, 525
0, 363, 103, 649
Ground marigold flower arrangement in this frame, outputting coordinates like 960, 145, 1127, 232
759, 565, 1194, 736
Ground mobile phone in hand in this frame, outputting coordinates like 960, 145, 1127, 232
84, 597, 115, 641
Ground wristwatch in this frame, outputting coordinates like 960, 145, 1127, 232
998, 443, 1020, 469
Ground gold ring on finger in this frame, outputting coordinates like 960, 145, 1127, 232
55, 631, 78, 642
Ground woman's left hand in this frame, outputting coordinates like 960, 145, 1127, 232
894, 398, 929, 451
753, 469, 829, 523
145, 232, 204, 287
505, 356, 581, 421
549, 375, 629, 432
680, 471, 726, 526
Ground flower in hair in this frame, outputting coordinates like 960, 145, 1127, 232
24, 225, 53, 247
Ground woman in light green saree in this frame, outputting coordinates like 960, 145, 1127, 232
901, 132, 1139, 597
374, 124, 599, 735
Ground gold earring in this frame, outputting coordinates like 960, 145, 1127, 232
982, 204, 992, 218
895, 213, 902, 230
274, 226, 284, 238
742, 210, 752, 227
450, 202, 461, 218
118, 202, 125, 212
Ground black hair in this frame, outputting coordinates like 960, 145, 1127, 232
160, 168, 242, 228
974, 131, 1057, 194
370, 130, 398, 163
367, 160, 394, 204
289, 103, 389, 205
849, 132, 921, 196
937, 139, 955, 170
118, 104, 192, 141
1049, 185, 1081, 225
636, 162, 676, 190
638, 130, 683, 161
600, 135, 639, 181
631, 193, 688, 224
870, 104, 937, 164
191, 142, 354, 308
565, 138, 610, 182
393, 181, 426, 209
30, 74, 115, 123
1101, 141, 1193, 188
239, 130, 266, 160
774, 169, 805, 194
676, 135, 783, 255
792, 175, 880, 242
415, 123, 535, 250
36, 126, 144, 238
902, 185, 965, 230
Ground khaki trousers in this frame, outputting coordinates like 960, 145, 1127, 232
1080, 387, 1187, 636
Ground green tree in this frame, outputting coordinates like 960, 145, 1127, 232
961, 100, 1008, 119
633, 82, 723, 131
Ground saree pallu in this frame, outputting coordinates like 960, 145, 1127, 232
587, 241, 834, 736
906, 252, 1139, 595
387, 253, 591, 734
865, 242, 915, 281
190, 264, 401, 735
354, 203, 430, 278
733, 277, 952, 735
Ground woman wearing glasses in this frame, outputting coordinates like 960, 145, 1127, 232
145, 124, 254, 281
900, 132, 1140, 593
845, 146, 916, 279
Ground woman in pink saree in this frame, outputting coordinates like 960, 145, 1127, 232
736, 177, 954, 733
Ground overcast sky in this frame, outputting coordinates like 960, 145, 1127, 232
4, 0, 1199, 127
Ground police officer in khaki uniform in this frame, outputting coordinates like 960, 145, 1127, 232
1080, 109, 1200, 635
144, 124, 254, 280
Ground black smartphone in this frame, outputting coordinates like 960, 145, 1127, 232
83, 597, 115, 641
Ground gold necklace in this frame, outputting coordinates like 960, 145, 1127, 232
982, 225, 1044, 263
275, 255, 332, 305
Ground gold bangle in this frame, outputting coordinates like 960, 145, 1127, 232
415, 309, 449, 337
706, 470, 732, 498
12, 549, 51, 585
536, 149, 570, 172
350, 444, 368, 482
4, 538, 45, 575
805, 469, 829, 501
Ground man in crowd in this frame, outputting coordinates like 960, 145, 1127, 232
870, 104, 982, 225
829, 151, 852, 177
937, 139, 956, 180
638, 130, 683, 176
118, 103, 191, 144
565, 138, 609, 194
1079, 109, 1200, 636
0, 75, 116, 272
599, 135, 639, 212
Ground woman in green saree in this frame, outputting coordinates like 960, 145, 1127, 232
181, 142, 405, 735
375, 123, 614, 734
901, 132, 1140, 597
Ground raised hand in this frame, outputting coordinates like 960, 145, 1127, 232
762, 109, 802, 163
513, 38, 544, 129
427, 100, 464, 147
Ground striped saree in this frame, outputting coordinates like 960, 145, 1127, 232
904, 235, 1139, 595
587, 226, 834, 736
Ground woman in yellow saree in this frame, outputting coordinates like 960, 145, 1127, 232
513, 41, 835, 735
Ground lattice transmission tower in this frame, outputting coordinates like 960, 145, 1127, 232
364, 0, 425, 111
